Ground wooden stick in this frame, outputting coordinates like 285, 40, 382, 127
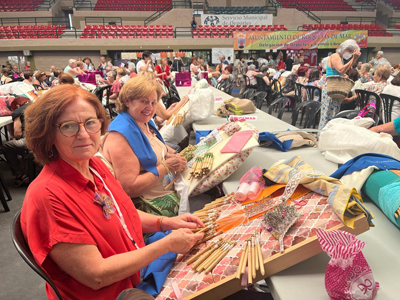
240, 241, 249, 275
251, 237, 256, 279
235, 242, 248, 279
186, 242, 216, 265
247, 241, 252, 284
254, 236, 259, 271
257, 236, 265, 276
196, 244, 224, 272
191, 247, 216, 270
205, 243, 233, 274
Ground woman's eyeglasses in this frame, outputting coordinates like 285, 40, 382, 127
54, 118, 103, 137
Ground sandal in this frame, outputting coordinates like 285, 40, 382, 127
13, 175, 29, 187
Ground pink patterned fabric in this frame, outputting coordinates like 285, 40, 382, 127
157, 192, 343, 299
317, 229, 379, 300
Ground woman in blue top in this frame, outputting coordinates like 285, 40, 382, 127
318, 39, 361, 131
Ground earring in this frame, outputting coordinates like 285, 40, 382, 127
49, 150, 54, 158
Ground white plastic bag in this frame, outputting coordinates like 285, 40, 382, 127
189, 80, 214, 121
318, 117, 400, 164
159, 116, 188, 145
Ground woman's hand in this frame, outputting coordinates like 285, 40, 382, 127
164, 153, 187, 172
353, 49, 361, 60
163, 213, 205, 231
167, 229, 204, 254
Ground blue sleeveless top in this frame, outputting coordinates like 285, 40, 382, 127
326, 56, 343, 77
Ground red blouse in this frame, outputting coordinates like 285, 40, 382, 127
21, 157, 145, 300
155, 64, 170, 84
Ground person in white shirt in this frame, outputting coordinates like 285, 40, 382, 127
321, 52, 332, 73
128, 59, 136, 73
382, 72, 400, 122
136, 51, 154, 72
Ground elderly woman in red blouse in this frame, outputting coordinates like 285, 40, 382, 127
21, 85, 204, 300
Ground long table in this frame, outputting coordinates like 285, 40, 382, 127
0, 116, 12, 144
174, 86, 398, 300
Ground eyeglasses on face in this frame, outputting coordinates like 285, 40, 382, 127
54, 118, 103, 137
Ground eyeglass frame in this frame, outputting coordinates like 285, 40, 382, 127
54, 118, 103, 137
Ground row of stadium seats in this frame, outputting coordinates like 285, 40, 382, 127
0, 0, 44, 11
94, 0, 171, 11
302, 23, 381, 30
197, 25, 287, 31
80, 32, 174, 39
81, 24, 174, 39
206, 6, 268, 14
0, 25, 67, 39
277, 0, 356, 11
385, 0, 400, 10
84, 25, 173, 31
396, 25, 400, 29
0, 25, 67, 31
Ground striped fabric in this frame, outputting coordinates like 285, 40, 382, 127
317, 229, 365, 260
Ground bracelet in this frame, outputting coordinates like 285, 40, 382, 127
157, 216, 165, 232
160, 161, 169, 174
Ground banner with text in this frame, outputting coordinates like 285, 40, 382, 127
233, 30, 368, 50
201, 14, 273, 26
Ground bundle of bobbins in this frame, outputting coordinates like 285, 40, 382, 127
186, 239, 236, 274
166, 113, 185, 126
189, 152, 214, 180
180, 144, 197, 161
235, 233, 265, 284
191, 193, 235, 245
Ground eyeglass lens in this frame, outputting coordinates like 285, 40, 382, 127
59, 119, 102, 137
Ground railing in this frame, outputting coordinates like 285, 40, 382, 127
351, 1, 376, 11
84, 17, 122, 25
345, 17, 377, 24
174, 26, 193, 38
381, 0, 400, 11
0, 17, 69, 27
293, 2, 321, 24
388, 17, 400, 28
0, 27, 69, 39
73, 0, 93, 10
77, 29, 177, 38
144, 3, 173, 25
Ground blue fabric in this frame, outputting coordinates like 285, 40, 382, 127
136, 231, 177, 297
326, 64, 341, 77
394, 117, 400, 134
259, 132, 293, 152
108, 111, 165, 176
195, 130, 212, 144
379, 182, 400, 228
330, 153, 400, 179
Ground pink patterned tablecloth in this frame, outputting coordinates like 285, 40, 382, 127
157, 192, 342, 300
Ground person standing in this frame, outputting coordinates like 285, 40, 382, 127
98, 56, 108, 76
190, 16, 197, 30
285, 55, 294, 71
318, 40, 361, 131
321, 52, 333, 74
136, 51, 154, 72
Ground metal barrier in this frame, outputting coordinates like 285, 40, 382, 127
84, 17, 122, 25
0, 17, 69, 27
73, 0, 93, 10
388, 17, 400, 28
345, 17, 377, 24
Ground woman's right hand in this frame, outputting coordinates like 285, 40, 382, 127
167, 229, 204, 254
353, 50, 361, 60
164, 153, 187, 172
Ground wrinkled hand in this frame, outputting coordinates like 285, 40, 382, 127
164, 153, 187, 172
167, 229, 204, 254
353, 49, 361, 60
164, 213, 205, 231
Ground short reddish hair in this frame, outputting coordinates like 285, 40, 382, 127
24, 85, 109, 165
10, 96, 30, 111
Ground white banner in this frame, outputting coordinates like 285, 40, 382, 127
201, 14, 273, 26
211, 48, 234, 64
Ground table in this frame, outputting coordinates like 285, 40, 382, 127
175, 86, 396, 300
0, 116, 12, 144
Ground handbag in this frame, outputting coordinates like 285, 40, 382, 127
215, 98, 256, 117
357, 102, 376, 119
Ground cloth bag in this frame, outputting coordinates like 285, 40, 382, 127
136, 231, 177, 297
215, 98, 256, 117
317, 229, 378, 300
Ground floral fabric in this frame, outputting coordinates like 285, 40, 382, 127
319, 85, 341, 131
